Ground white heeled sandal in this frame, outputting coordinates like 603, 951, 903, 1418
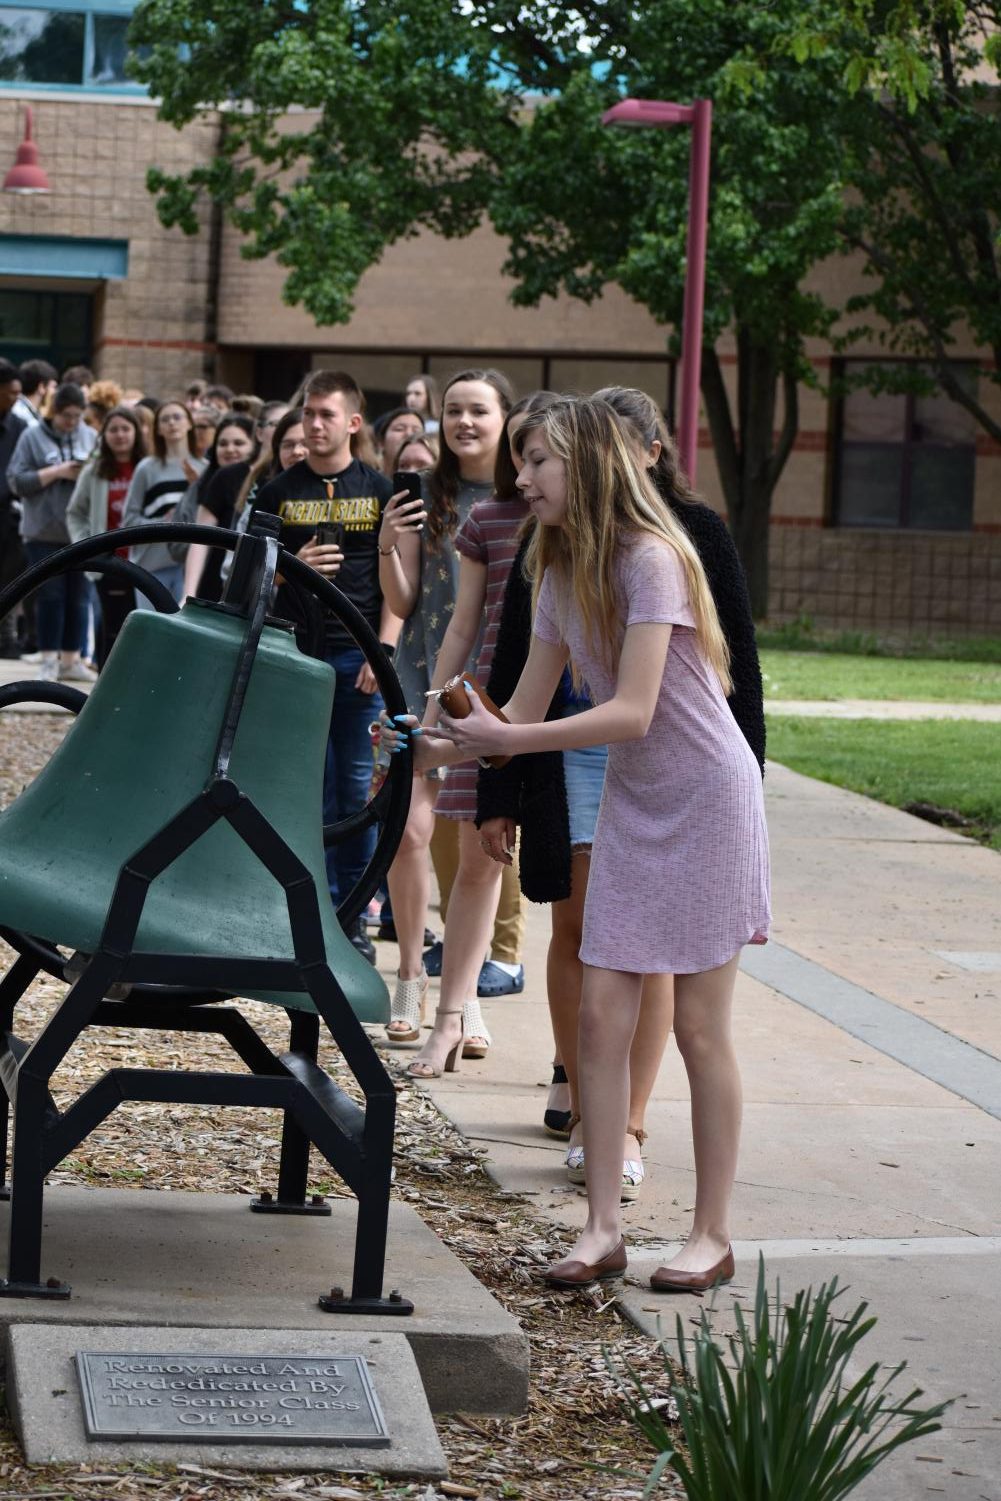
385, 966, 429, 1046
461, 997, 492, 1059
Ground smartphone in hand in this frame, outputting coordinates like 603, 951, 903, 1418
392, 471, 425, 526
316, 522, 345, 549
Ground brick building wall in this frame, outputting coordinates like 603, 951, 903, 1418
696, 345, 1001, 634
0, 95, 218, 393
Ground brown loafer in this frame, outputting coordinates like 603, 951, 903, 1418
542, 1237, 628, 1288
650, 1245, 735, 1294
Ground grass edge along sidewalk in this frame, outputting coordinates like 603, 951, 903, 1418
766, 715, 1001, 851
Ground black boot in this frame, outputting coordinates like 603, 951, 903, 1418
344, 916, 376, 966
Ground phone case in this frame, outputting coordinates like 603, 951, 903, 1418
436, 674, 511, 770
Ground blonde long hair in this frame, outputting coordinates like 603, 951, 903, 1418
518, 397, 731, 694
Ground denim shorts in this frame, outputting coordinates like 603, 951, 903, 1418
562, 703, 608, 849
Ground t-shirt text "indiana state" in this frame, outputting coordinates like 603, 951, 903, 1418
278, 497, 381, 529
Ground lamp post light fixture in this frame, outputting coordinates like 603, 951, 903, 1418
3, 105, 52, 195
602, 97, 712, 484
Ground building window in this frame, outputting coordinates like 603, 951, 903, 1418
0, 3, 140, 91
0, 286, 93, 371
834, 361, 978, 531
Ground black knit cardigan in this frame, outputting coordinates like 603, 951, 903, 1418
476, 498, 766, 905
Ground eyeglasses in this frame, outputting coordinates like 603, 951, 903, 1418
280, 439, 307, 453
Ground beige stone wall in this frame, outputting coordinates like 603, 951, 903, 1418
0, 94, 218, 393
218, 215, 669, 358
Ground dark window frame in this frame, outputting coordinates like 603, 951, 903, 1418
0, 1, 144, 94
0, 285, 93, 372
832, 356, 978, 533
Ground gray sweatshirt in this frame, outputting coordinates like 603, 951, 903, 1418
7, 418, 97, 544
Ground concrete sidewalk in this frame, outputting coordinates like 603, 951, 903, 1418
392, 762, 1001, 1500
768, 696, 1001, 720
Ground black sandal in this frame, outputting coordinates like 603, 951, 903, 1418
544, 1063, 572, 1139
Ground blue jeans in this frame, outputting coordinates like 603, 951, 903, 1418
561, 702, 609, 848
323, 645, 383, 908
23, 539, 89, 654
134, 563, 184, 611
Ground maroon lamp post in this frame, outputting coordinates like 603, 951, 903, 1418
3, 106, 52, 195
602, 97, 712, 484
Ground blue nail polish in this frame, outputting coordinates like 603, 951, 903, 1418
410, 727, 423, 736
393, 714, 411, 723
463, 680, 473, 691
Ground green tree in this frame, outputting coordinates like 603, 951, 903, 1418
132, 0, 853, 614
479, 0, 851, 615
128, 0, 514, 326
797, 2, 1001, 443
130, 1, 1000, 613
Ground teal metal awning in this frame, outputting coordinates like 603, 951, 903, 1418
0, 235, 128, 280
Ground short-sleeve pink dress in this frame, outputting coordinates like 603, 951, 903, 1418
533, 535, 770, 974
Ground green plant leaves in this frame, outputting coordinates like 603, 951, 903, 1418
607, 1256, 951, 1500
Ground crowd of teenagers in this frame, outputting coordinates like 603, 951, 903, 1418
0, 355, 770, 1293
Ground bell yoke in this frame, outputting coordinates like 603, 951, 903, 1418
0, 516, 412, 1313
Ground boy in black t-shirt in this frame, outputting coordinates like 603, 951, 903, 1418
254, 371, 398, 960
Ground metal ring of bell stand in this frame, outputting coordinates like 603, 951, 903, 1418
0, 523, 411, 997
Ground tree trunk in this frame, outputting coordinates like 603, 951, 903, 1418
700, 336, 799, 619
732, 476, 776, 621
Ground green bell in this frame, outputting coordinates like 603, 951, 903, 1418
0, 599, 388, 1022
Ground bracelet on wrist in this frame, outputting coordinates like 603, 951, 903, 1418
377, 541, 399, 557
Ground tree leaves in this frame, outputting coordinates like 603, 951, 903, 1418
128, 0, 514, 327
129, 0, 1001, 604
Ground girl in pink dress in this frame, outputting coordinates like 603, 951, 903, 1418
396, 396, 769, 1293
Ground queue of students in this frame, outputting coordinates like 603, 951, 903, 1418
2, 356, 770, 1293
382, 390, 770, 1294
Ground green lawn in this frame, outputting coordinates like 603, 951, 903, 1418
760, 650, 1001, 703
766, 717, 1001, 850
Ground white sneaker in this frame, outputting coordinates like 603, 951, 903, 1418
20, 650, 43, 664
59, 658, 98, 682
36, 654, 59, 681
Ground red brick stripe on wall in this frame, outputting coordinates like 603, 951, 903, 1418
697, 429, 829, 452
95, 338, 217, 354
